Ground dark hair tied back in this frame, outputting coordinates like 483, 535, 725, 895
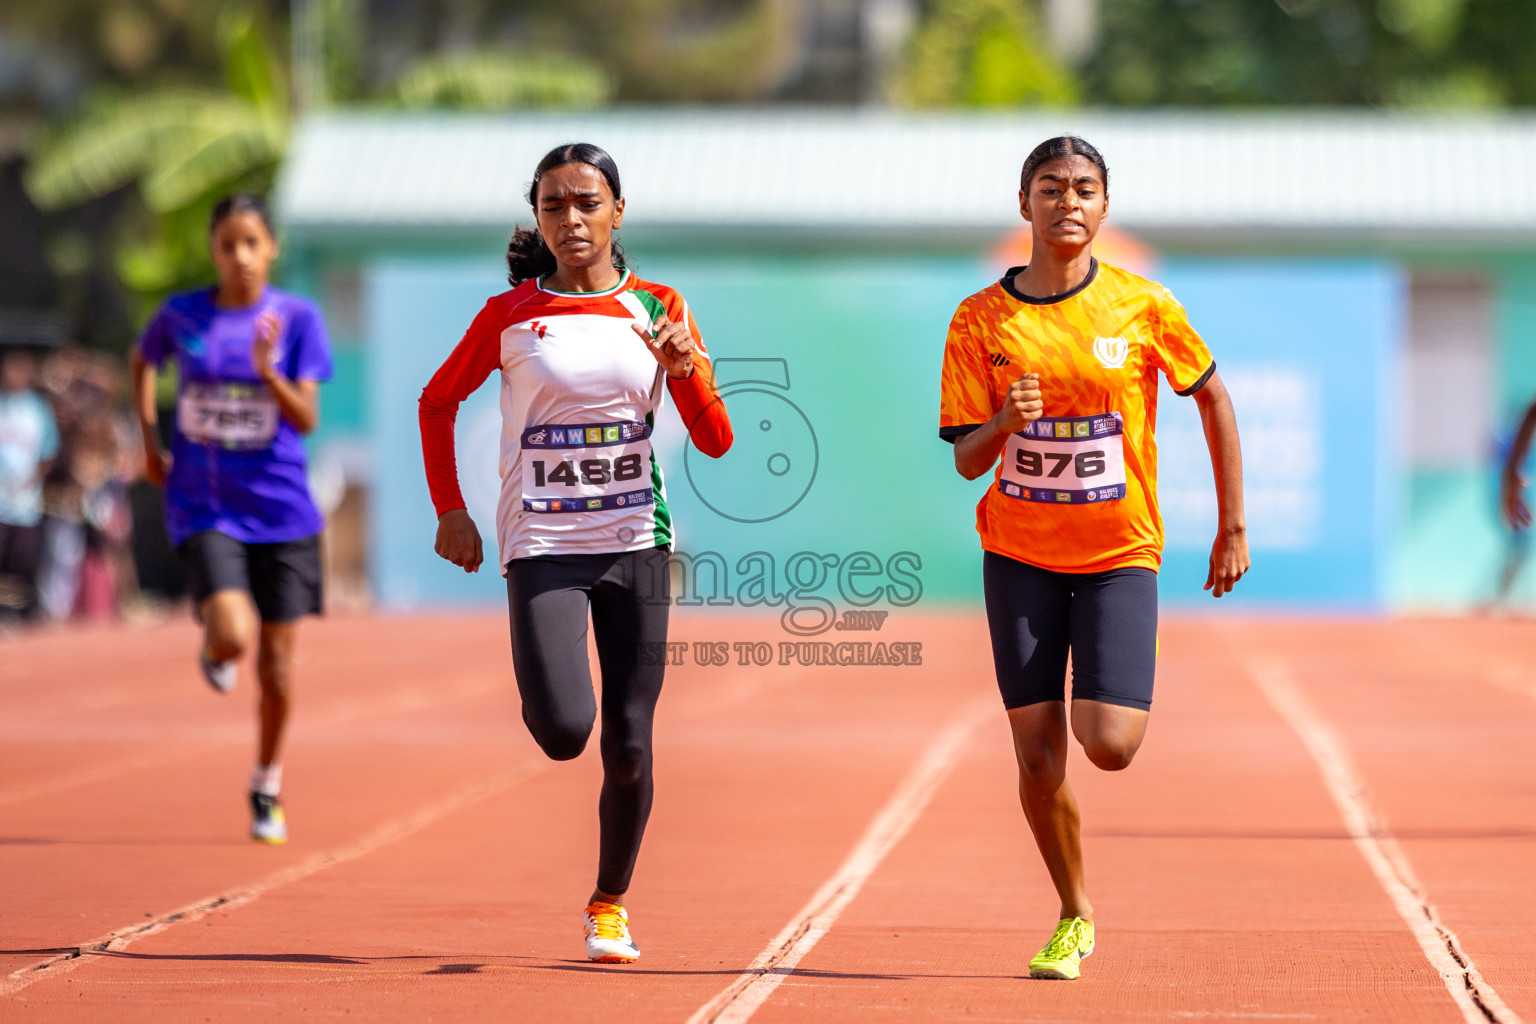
506, 142, 628, 286
209, 192, 275, 235
1019, 136, 1109, 198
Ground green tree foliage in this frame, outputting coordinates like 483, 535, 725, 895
895, 0, 1078, 107
522, 0, 799, 102
0, 0, 230, 91
24, 9, 287, 318
392, 50, 609, 109
1084, 0, 1534, 108
1454, 0, 1536, 107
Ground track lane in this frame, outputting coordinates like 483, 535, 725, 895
746, 619, 1489, 1022
5, 612, 990, 1021
6, 614, 1533, 1021
1235, 619, 1536, 1022
2, 616, 529, 990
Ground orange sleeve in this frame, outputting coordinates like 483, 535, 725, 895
939, 301, 996, 442
1151, 286, 1216, 396
661, 293, 733, 458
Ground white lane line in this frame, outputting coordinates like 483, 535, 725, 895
2, 654, 815, 1000
686, 697, 994, 1024
1, 759, 550, 999
1248, 660, 1523, 1024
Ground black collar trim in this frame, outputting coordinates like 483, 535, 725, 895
1000, 259, 1098, 306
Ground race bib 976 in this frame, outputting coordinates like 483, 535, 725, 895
998, 413, 1126, 505
521, 421, 654, 514
177, 383, 279, 450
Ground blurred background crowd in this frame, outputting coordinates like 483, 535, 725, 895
3, 0, 1536, 627
0, 344, 137, 626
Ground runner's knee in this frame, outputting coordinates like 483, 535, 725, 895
255, 654, 293, 700
204, 600, 255, 660
256, 628, 296, 682
1014, 738, 1066, 786
526, 708, 594, 761
1071, 702, 1148, 772
1080, 735, 1140, 772
600, 735, 650, 786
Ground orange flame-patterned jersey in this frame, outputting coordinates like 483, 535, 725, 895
939, 259, 1215, 574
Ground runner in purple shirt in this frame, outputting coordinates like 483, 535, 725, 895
129, 193, 333, 845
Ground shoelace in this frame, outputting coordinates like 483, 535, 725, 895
585, 903, 629, 941
1039, 919, 1085, 960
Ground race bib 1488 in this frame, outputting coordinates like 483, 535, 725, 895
998, 412, 1127, 505
520, 421, 654, 514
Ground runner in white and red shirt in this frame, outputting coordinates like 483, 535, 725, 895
419, 143, 732, 964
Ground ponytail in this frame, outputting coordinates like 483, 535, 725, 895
506, 227, 557, 285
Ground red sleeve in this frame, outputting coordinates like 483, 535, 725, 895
668, 355, 733, 458
418, 298, 505, 516
661, 296, 732, 458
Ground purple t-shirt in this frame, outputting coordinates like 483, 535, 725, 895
138, 286, 333, 546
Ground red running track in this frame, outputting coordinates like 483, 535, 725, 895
2, 611, 1533, 1022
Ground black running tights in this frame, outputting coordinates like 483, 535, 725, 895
506, 547, 670, 896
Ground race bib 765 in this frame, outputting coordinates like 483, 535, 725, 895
177, 383, 279, 450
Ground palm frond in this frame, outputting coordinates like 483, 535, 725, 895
218, 6, 287, 116
24, 90, 232, 210
140, 107, 287, 212
393, 51, 608, 110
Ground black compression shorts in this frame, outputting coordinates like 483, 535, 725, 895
983, 550, 1157, 711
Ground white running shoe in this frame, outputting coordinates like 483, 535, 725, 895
250, 791, 287, 844
200, 650, 236, 694
583, 901, 640, 963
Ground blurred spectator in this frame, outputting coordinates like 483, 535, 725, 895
0, 346, 60, 624
1499, 397, 1536, 530
34, 347, 138, 622
1494, 396, 1536, 607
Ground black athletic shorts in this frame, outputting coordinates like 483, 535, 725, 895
983, 550, 1157, 711
178, 530, 323, 624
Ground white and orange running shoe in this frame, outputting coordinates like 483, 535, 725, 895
583, 901, 640, 963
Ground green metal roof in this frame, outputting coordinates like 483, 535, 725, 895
275, 109, 1536, 242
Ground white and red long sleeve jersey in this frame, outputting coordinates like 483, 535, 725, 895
419, 269, 733, 568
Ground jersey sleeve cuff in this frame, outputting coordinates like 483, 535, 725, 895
1175, 362, 1216, 397
939, 423, 984, 445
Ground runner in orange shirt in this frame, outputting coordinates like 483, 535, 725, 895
939, 136, 1250, 979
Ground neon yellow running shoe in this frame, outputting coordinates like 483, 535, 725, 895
1029, 917, 1095, 980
